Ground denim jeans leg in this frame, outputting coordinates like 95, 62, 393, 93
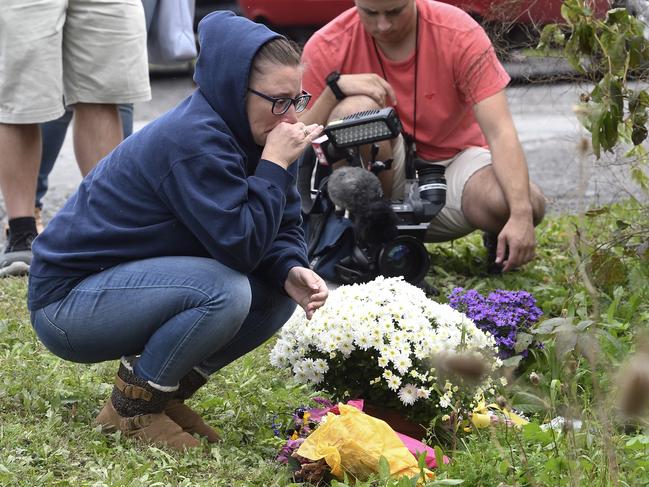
118, 103, 134, 138
197, 274, 297, 376
31, 256, 253, 387
37, 108, 73, 208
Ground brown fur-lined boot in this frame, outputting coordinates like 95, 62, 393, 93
95, 361, 201, 450
164, 368, 220, 443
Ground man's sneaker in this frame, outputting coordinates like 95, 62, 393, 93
0, 230, 35, 277
2, 207, 44, 236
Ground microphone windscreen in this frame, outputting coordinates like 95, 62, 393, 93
327, 167, 383, 215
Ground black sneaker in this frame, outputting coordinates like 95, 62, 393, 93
482, 232, 503, 275
0, 230, 35, 277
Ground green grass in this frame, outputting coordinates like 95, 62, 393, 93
1, 200, 648, 486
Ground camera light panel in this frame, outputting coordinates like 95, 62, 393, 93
329, 121, 393, 146
324, 107, 402, 149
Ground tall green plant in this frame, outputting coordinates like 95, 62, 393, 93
538, 0, 649, 184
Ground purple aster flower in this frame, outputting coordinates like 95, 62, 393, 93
449, 288, 543, 359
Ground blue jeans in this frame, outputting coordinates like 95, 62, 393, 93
30, 256, 296, 387
36, 103, 134, 209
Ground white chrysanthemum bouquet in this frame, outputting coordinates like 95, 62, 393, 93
270, 277, 502, 425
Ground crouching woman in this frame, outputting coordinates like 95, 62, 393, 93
27, 12, 327, 450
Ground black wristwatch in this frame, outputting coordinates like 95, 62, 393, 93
326, 70, 346, 101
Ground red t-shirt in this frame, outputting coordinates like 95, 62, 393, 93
301, 0, 510, 160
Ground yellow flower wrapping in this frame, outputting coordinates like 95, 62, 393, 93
296, 404, 433, 481
471, 399, 529, 428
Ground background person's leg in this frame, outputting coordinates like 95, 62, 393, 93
118, 103, 134, 138
423, 148, 493, 243
0, 0, 67, 220
0, 124, 41, 220
0, 124, 42, 276
462, 165, 546, 273
63, 0, 149, 175
71, 103, 122, 175
462, 166, 546, 233
422, 147, 545, 242
36, 109, 73, 211
30, 256, 253, 387
196, 275, 297, 376
0, 0, 66, 221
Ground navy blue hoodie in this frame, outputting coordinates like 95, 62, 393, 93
28, 12, 308, 311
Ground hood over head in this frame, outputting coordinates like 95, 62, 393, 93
194, 11, 281, 160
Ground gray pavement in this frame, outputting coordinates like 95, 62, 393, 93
1, 74, 647, 231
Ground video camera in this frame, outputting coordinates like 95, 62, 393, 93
302, 107, 447, 285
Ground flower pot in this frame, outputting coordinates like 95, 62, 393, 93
362, 402, 427, 441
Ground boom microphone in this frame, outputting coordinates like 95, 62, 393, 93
327, 166, 383, 215
327, 166, 398, 244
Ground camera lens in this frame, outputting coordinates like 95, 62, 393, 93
377, 236, 430, 284
417, 164, 446, 206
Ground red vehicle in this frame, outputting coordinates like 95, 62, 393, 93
238, 0, 612, 29
449, 0, 611, 24
239, 0, 353, 27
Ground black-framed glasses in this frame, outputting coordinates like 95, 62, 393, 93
247, 88, 311, 115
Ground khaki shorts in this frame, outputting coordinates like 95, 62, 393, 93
391, 135, 492, 242
0, 0, 151, 124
